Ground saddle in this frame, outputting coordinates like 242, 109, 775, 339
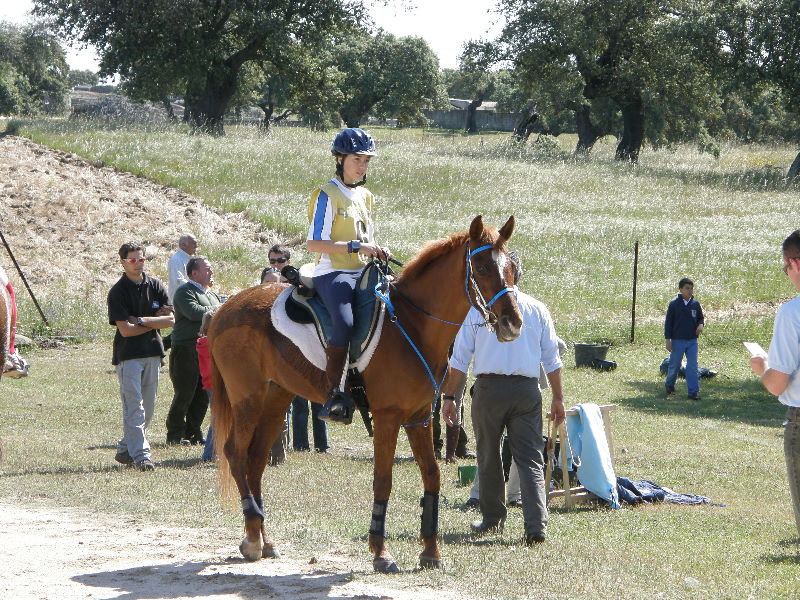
283, 261, 388, 365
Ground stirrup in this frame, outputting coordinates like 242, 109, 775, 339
318, 390, 354, 425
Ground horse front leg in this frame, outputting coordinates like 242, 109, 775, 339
370, 412, 402, 573
405, 420, 443, 569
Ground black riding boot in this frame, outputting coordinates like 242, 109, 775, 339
318, 344, 354, 425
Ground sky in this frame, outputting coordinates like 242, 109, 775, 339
0, 0, 504, 72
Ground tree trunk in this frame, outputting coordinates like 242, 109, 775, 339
257, 102, 273, 132
574, 104, 602, 154
465, 98, 483, 133
162, 97, 177, 122
788, 151, 800, 182
615, 95, 644, 163
512, 100, 539, 142
186, 64, 240, 136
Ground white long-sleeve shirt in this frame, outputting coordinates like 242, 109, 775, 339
167, 248, 191, 303
449, 289, 563, 378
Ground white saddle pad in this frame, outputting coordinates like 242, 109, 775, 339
271, 286, 385, 372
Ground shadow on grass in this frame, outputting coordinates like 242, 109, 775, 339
72, 560, 365, 600
621, 376, 785, 428
345, 454, 417, 465
765, 537, 800, 564
635, 162, 795, 194
0, 464, 123, 477
0, 457, 210, 477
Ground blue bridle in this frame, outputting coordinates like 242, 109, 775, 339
466, 243, 514, 328
373, 241, 514, 427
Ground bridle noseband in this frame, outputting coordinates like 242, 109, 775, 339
465, 242, 514, 332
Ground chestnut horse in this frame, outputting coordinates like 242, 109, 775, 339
210, 215, 522, 572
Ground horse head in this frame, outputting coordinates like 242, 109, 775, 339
467, 215, 522, 342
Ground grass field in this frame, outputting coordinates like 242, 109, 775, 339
1, 340, 797, 599
2, 118, 800, 598
8, 118, 799, 345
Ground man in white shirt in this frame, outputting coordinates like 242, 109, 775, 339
750, 229, 800, 536
443, 253, 565, 545
167, 234, 198, 304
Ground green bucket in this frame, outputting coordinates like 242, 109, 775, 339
458, 465, 477, 485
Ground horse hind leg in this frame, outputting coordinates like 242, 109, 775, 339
405, 420, 444, 570
225, 384, 289, 562
246, 383, 293, 560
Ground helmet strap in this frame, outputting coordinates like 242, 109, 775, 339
335, 156, 367, 188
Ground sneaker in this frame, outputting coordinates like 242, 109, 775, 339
114, 450, 134, 465
464, 497, 480, 509
135, 459, 156, 471
688, 392, 700, 401
507, 499, 523, 508
166, 438, 191, 446
3, 354, 29, 378
470, 519, 504, 535
665, 385, 675, 396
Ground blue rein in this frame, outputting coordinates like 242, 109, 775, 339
373, 241, 512, 428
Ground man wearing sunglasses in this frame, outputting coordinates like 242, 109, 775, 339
260, 244, 291, 284
107, 242, 174, 471
750, 229, 800, 537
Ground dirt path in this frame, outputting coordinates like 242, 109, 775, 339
0, 500, 457, 600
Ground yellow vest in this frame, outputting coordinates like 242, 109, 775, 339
307, 180, 374, 272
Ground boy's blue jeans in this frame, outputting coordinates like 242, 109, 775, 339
666, 338, 699, 395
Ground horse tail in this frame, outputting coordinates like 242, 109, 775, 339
210, 345, 236, 507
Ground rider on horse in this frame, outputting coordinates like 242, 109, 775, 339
306, 128, 391, 424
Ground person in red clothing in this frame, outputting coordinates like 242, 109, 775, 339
196, 308, 217, 461
0, 264, 29, 378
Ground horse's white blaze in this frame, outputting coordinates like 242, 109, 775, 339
493, 249, 506, 283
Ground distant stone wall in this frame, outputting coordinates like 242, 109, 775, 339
422, 109, 520, 132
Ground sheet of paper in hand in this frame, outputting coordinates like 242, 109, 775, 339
743, 342, 767, 357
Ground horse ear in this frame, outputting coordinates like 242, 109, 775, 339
470, 215, 484, 240
498, 216, 515, 242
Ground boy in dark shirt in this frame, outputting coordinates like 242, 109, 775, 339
107, 242, 174, 470
664, 278, 705, 400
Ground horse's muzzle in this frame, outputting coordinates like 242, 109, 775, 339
495, 315, 521, 342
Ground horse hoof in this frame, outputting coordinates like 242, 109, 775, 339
262, 543, 281, 559
239, 539, 263, 561
373, 558, 401, 574
419, 555, 443, 570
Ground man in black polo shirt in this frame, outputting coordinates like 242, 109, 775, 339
107, 242, 174, 471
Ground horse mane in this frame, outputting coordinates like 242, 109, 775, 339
397, 225, 501, 283
397, 231, 468, 283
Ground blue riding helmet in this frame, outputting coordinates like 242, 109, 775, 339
331, 128, 377, 156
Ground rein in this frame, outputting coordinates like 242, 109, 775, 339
372, 241, 513, 428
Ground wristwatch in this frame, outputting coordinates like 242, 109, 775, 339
348, 239, 362, 254
136, 317, 144, 326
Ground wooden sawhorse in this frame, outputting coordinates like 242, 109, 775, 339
544, 404, 617, 508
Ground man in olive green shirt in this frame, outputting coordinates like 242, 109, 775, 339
166, 256, 221, 444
